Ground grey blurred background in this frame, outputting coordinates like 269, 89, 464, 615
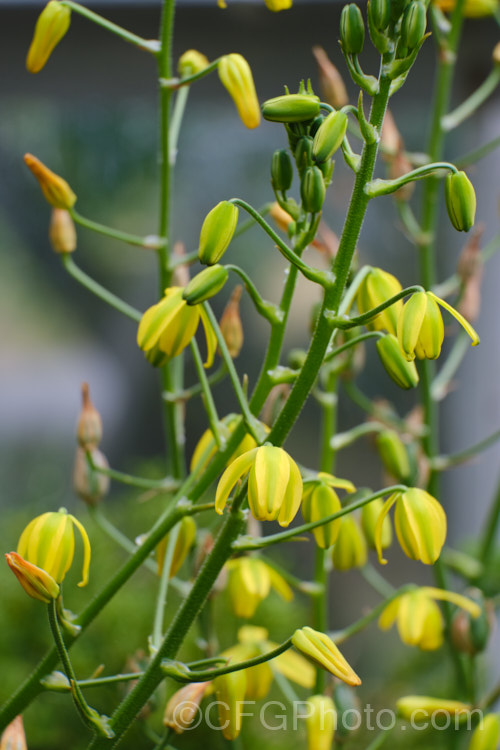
0, 1, 499, 746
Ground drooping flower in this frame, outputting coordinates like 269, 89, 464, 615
225, 557, 293, 618
302, 472, 356, 549
356, 267, 403, 336
213, 670, 247, 740
26, 1, 71, 73
218, 54, 260, 129
190, 413, 269, 474
331, 514, 367, 571
305, 695, 337, 750
156, 516, 197, 579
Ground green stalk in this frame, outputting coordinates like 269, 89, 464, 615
480, 474, 500, 564
70, 209, 162, 249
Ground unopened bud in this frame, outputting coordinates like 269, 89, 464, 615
312, 110, 348, 163
400, 1, 427, 50
340, 4, 365, 55
305, 695, 336, 750
269, 202, 294, 233
376, 429, 411, 482
178, 49, 209, 76
24, 153, 76, 209
369, 0, 391, 29
0, 717, 27, 750
26, 1, 71, 74
300, 166, 326, 213
164, 682, 208, 733
295, 137, 314, 173
312, 46, 349, 109
198, 201, 238, 265
213, 671, 247, 740
376, 334, 419, 389
445, 171, 476, 232
271, 149, 294, 192
218, 54, 260, 129
220, 285, 244, 358
262, 94, 321, 123
468, 714, 500, 750
73, 446, 110, 506
49, 208, 76, 253
396, 696, 470, 724
5, 552, 60, 603
77, 383, 102, 451
332, 514, 368, 570
183, 265, 228, 305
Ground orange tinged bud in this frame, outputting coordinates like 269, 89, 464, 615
6, 552, 60, 603
220, 286, 244, 358
24, 154, 76, 209
77, 383, 103, 451
49, 208, 77, 253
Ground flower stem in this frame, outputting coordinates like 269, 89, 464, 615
70, 209, 162, 249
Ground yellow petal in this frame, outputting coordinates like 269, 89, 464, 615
215, 448, 257, 514
428, 292, 480, 347
374, 493, 400, 564
199, 305, 218, 368
137, 289, 183, 351
70, 514, 91, 587
268, 566, 293, 601
420, 586, 481, 619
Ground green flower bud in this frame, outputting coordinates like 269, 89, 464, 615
376, 334, 419, 389
376, 429, 411, 482
312, 110, 348, 163
262, 94, 321, 123
300, 166, 326, 213
340, 4, 365, 55
183, 265, 228, 305
445, 171, 476, 232
390, 0, 411, 21
310, 114, 326, 137
468, 714, 500, 750
369, 0, 391, 29
400, 1, 427, 50
295, 137, 314, 172
198, 201, 238, 265
271, 149, 294, 192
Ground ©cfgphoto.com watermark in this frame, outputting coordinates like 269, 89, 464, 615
168, 699, 484, 733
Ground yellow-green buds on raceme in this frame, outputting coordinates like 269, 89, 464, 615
24, 153, 76, 210
292, 627, 361, 686
400, 1, 427, 50
0, 716, 27, 750
375, 488, 447, 565
213, 671, 247, 740
164, 682, 209, 734
198, 201, 238, 265
226, 557, 293, 617
305, 695, 337, 750
356, 267, 403, 335
271, 149, 294, 193
379, 587, 480, 650
361, 497, 392, 550
397, 291, 479, 361
16, 508, 91, 587
312, 110, 348, 163
49, 208, 76, 253
468, 714, 500, 750
340, 4, 365, 55
77, 383, 103, 451
218, 54, 260, 129
376, 334, 419, 389
396, 696, 471, 723
183, 265, 228, 305
219, 285, 244, 358
73, 446, 110, 505
445, 171, 477, 232
137, 287, 217, 368
178, 49, 209, 76
215, 445, 303, 527
26, 1, 71, 73
5, 552, 60, 603
332, 514, 368, 570
302, 473, 355, 549
264, 0, 293, 10
156, 516, 196, 578
262, 94, 321, 123
376, 429, 411, 483
190, 413, 267, 474
300, 166, 326, 213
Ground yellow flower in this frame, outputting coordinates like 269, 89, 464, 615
396, 696, 471, 723
302, 473, 356, 549
137, 287, 217, 368
379, 587, 481, 650
433, 0, 498, 16
24, 153, 76, 210
356, 267, 403, 336
265, 0, 293, 10
225, 557, 293, 618
190, 413, 269, 475
361, 498, 392, 550
213, 671, 247, 740
17, 508, 91, 587
305, 695, 337, 750
375, 488, 447, 565
376, 333, 419, 389
5, 552, 60, 603
178, 49, 209, 77
26, 1, 71, 73
292, 626, 361, 686
468, 714, 500, 750
215, 445, 303, 527
218, 54, 260, 129
156, 516, 196, 578
331, 514, 367, 571
397, 291, 479, 361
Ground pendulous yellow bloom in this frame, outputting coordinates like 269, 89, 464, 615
24, 154, 76, 210
375, 488, 447, 566
26, 1, 71, 73
331, 514, 368, 570
361, 498, 392, 550
376, 333, 419, 389
215, 445, 303, 527
17, 508, 91, 587
178, 49, 209, 77
213, 671, 247, 740
5, 552, 60, 603
396, 696, 471, 723
356, 267, 403, 336
397, 290, 479, 361
225, 557, 293, 618
190, 413, 268, 474
137, 286, 217, 368
305, 695, 337, 750
433, 0, 498, 16
292, 626, 361, 686
218, 54, 260, 129
156, 516, 197, 579
468, 714, 500, 750
379, 587, 481, 650
302, 473, 356, 549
